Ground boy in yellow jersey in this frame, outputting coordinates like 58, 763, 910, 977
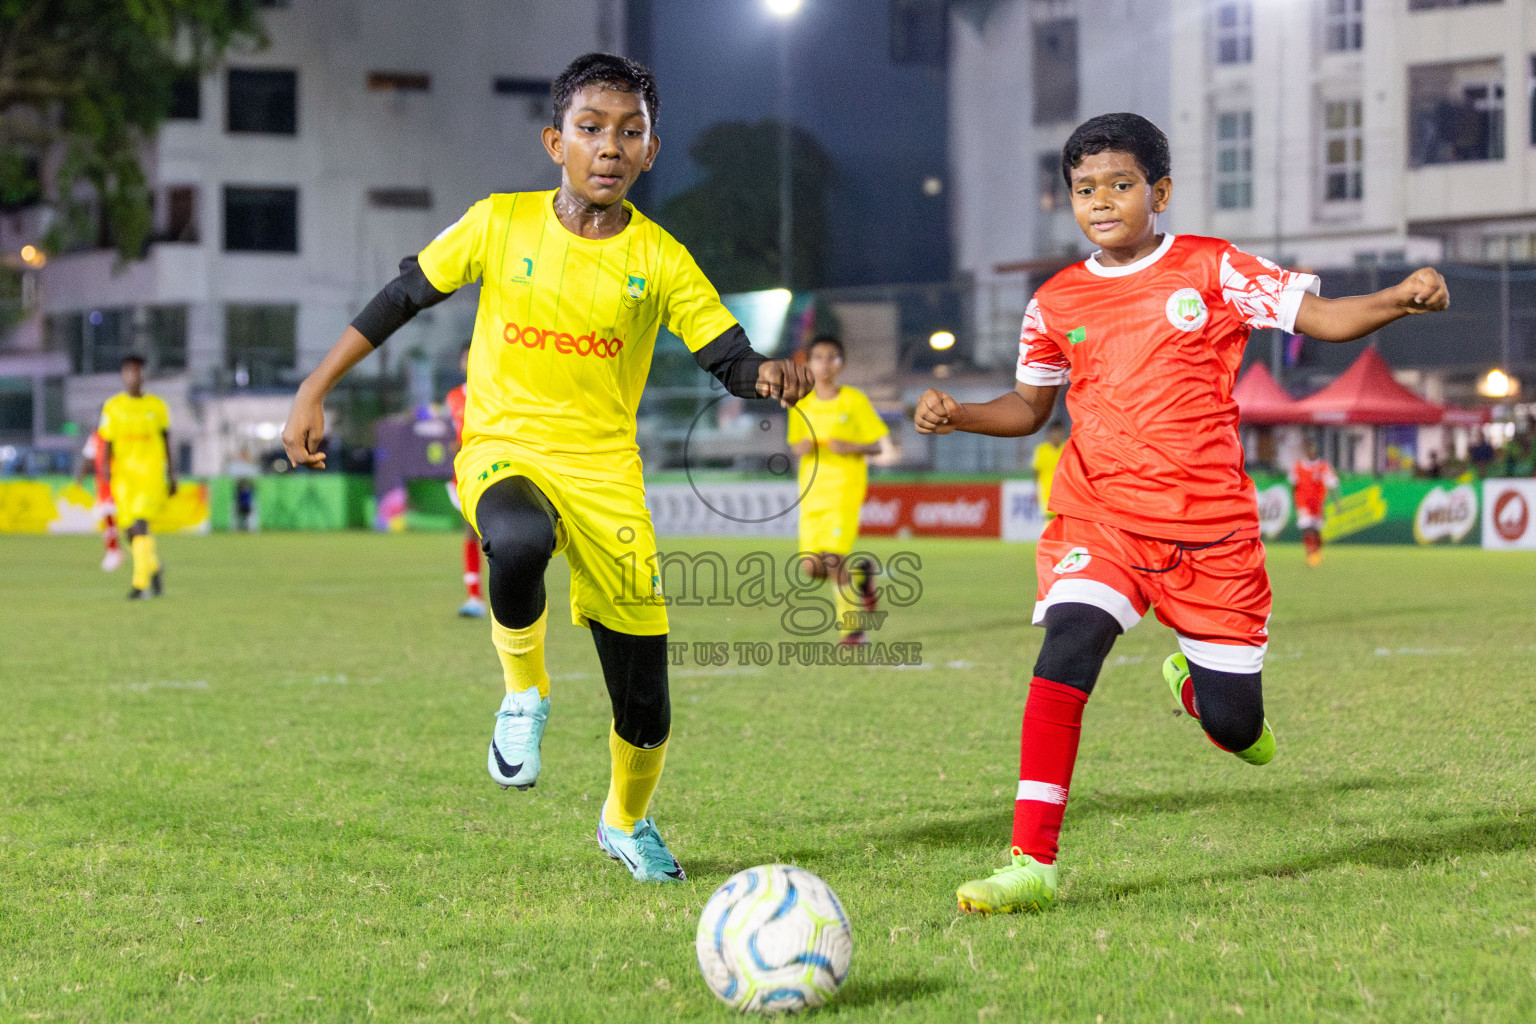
787, 336, 893, 646
281, 54, 812, 883
98, 355, 176, 600
1032, 421, 1066, 519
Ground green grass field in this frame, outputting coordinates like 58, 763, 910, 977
2, 533, 1533, 1022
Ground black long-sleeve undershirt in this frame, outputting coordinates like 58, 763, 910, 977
349, 256, 453, 347
349, 256, 766, 396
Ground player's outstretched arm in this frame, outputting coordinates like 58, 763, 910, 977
914, 382, 1058, 437
754, 360, 815, 408
1294, 267, 1449, 343
282, 327, 374, 470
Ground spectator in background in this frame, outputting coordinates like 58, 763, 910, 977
1032, 421, 1067, 520
1469, 431, 1495, 475
1416, 450, 1443, 479
235, 477, 256, 532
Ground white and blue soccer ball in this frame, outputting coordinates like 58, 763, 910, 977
695, 864, 853, 1014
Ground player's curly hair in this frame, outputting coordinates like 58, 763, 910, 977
551, 53, 660, 131
1061, 113, 1170, 186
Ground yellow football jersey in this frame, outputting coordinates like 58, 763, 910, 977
98, 393, 170, 485
1032, 440, 1062, 512
418, 190, 738, 464
788, 385, 888, 509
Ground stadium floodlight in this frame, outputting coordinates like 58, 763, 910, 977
765, 0, 803, 16
1479, 368, 1518, 398
929, 330, 956, 352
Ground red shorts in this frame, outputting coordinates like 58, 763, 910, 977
1295, 499, 1324, 531
1034, 516, 1271, 673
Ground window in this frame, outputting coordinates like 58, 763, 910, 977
1409, 59, 1504, 166
147, 306, 188, 372
1215, 111, 1253, 210
493, 77, 551, 96
1528, 56, 1536, 145
1037, 152, 1069, 212
1408, 0, 1499, 10
1322, 0, 1362, 53
226, 304, 297, 388
367, 188, 432, 210
0, 377, 32, 435
227, 69, 297, 135
52, 308, 133, 375
224, 186, 298, 252
1032, 20, 1078, 124
1322, 100, 1363, 201
169, 72, 201, 120
891, 0, 946, 65
1214, 2, 1253, 65
367, 72, 431, 92
156, 185, 198, 243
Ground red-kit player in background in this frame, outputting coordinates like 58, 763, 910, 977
446, 341, 486, 618
74, 429, 122, 571
1290, 439, 1338, 567
915, 113, 1449, 915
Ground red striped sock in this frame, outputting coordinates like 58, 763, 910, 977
463, 537, 482, 599
1011, 677, 1090, 864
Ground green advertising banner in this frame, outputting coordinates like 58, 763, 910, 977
253, 474, 372, 531
1251, 474, 1480, 546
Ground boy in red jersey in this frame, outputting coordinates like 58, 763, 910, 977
74, 429, 122, 571
915, 113, 1448, 914
445, 342, 486, 617
1289, 439, 1338, 566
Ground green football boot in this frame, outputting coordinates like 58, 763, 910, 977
956, 849, 1058, 915
1162, 652, 1275, 765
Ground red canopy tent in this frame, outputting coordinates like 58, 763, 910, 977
1232, 363, 1303, 424
1291, 346, 1487, 425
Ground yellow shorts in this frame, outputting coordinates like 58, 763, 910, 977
798, 498, 862, 556
111, 478, 168, 524
456, 439, 669, 635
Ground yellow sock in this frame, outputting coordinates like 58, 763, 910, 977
491, 607, 550, 698
603, 726, 669, 833
130, 535, 158, 590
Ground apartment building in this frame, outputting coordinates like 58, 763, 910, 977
0, 0, 619, 471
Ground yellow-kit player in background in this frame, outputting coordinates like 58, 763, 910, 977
1032, 421, 1067, 519
98, 354, 176, 600
281, 54, 812, 882
788, 335, 896, 646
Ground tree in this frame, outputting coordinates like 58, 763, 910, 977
0, 0, 261, 261
660, 119, 834, 293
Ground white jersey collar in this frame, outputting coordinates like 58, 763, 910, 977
1085, 233, 1176, 278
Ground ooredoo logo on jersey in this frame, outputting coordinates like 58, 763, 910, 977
502, 322, 625, 359
1165, 288, 1209, 332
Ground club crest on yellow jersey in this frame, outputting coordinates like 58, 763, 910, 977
624, 274, 648, 307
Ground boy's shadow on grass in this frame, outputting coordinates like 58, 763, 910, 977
1082, 808, 1536, 905
889, 773, 1424, 850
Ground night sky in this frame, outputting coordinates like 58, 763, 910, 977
631, 0, 950, 288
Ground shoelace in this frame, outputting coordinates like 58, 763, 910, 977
631, 820, 676, 868
496, 705, 537, 748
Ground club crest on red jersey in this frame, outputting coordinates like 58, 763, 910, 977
1165, 288, 1209, 332
1053, 547, 1092, 574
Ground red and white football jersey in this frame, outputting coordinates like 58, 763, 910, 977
1289, 458, 1338, 514
1017, 234, 1319, 542
446, 384, 468, 444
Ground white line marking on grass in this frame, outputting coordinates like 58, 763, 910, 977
115, 680, 209, 692
1373, 647, 1465, 657
946, 660, 977, 669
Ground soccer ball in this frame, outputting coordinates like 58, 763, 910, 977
695, 864, 853, 1013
